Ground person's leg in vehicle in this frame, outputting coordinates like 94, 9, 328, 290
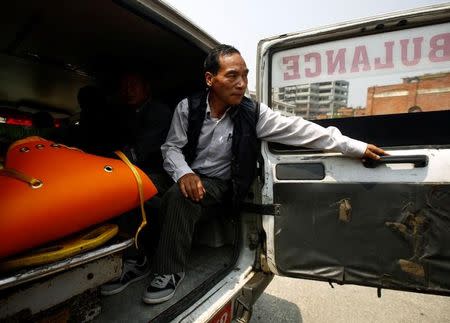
140, 172, 174, 257
100, 172, 173, 296
142, 176, 230, 304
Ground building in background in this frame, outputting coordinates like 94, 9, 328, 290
250, 91, 296, 116
366, 72, 450, 115
274, 81, 349, 119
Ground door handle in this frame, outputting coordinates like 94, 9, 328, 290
363, 155, 429, 168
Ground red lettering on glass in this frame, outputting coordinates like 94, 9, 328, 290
283, 56, 300, 80
374, 41, 394, 69
429, 33, 450, 62
351, 46, 371, 72
326, 49, 346, 75
400, 37, 423, 66
304, 52, 321, 77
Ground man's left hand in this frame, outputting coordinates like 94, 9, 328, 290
363, 144, 387, 160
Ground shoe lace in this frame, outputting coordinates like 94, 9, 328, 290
151, 274, 172, 288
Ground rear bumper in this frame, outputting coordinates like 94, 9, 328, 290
0, 238, 133, 291
0, 239, 133, 320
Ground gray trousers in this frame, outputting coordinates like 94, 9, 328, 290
151, 176, 231, 274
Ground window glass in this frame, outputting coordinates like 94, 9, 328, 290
271, 23, 450, 119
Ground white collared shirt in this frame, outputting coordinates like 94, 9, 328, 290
161, 97, 367, 182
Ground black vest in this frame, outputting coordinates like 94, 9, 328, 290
182, 91, 260, 207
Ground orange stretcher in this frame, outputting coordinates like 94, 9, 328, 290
0, 137, 157, 259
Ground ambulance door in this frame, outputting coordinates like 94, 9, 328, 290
256, 4, 450, 295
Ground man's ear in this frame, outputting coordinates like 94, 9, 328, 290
205, 72, 214, 87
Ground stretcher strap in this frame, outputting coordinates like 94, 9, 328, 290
114, 150, 147, 250
0, 168, 42, 188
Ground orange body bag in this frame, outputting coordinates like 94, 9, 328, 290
0, 137, 157, 259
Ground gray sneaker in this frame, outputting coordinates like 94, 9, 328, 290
100, 257, 150, 296
142, 272, 185, 304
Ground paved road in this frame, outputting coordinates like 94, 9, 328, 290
251, 276, 450, 323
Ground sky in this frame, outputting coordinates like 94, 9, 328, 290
162, 0, 448, 91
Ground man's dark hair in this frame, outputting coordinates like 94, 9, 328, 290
204, 44, 240, 75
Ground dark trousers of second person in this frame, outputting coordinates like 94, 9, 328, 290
116, 172, 173, 258
151, 176, 231, 274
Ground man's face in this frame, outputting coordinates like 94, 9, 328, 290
119, 74, 150, 107
206, 53, 248, 106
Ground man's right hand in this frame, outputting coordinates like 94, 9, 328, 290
178, 173, 206, 202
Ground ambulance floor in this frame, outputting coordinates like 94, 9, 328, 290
95, 245, 234, 322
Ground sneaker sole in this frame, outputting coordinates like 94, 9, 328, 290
101, 270, 151, 296
142, 274, 185, 304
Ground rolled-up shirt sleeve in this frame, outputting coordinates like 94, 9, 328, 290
161, 99, 194, 182
256, 103, 367, 157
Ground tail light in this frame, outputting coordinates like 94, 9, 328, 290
5, 117, 33, 127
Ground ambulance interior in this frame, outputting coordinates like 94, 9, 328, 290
0, 1, 240, 321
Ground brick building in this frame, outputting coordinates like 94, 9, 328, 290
366, 72, 450, 115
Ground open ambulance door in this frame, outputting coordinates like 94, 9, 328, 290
256, 3, 450, 295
